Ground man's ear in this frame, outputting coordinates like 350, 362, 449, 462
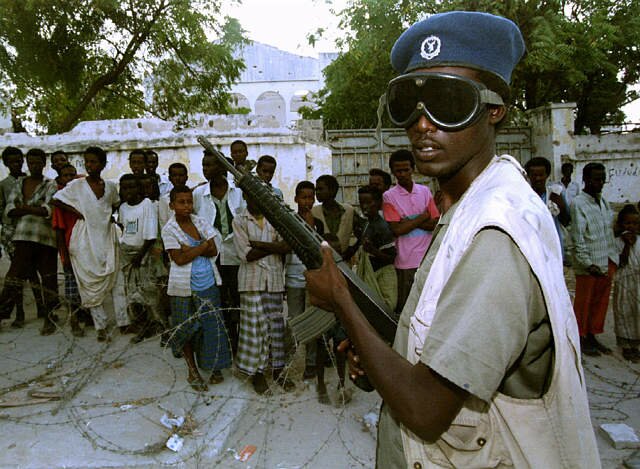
488, 105, 507, 125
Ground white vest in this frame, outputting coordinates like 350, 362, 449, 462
401, 155, 600, 468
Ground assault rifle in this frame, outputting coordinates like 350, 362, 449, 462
197, 136, 397, 390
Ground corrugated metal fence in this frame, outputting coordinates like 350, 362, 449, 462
327, 127, 532, 205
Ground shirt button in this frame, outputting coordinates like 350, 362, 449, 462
477, 437, 486, 447
413, 463, 422, 469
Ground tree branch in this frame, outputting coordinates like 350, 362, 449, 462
53, 0, 169, 133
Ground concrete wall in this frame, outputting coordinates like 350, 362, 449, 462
0, 115, 332, 207
575, 133, 640, 204
527, 103, 640, 205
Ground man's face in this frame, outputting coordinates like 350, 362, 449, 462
359, 192, 380, 219
257, 161, 276, 184
584, 168, 606, 195
26, 155, 45, 176
58, 167, 76, 187
369, 174, 386, 192
145, 153, 158, 173
202, 155, 226, 181
170, 191, 193, 217
230, 143, 248, 166
295, 187, 315, 213
4, 154, 23, 176
51, 153, 68, 172
526, 165, 549, 195
315, 180, 334, 203
129, 154, 146, 175
562, 166, 573, 178
169, 167, 188, 187
84, 153, 105, 178
390, 160, 413, 187
405, 66, 501, 183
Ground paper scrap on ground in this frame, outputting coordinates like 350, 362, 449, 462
161, 414, 185, 429
600, 423, 640, 449
166, 434, 184, 452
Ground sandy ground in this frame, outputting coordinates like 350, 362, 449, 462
0, 259, 638, 468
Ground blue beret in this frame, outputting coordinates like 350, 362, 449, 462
391, 11, 525, 86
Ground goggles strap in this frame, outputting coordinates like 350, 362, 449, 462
479, 89, 504, 106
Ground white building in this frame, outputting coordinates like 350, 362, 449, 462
229, 42, 337, 127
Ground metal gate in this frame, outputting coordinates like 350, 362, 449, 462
326, 127, 532, 205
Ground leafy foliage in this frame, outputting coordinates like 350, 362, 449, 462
305, 0, 640, 134
0, 0, 248, 134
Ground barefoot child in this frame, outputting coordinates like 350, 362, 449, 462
0, 148, 58, 335
355, 185, 397, 312
233, 192, 294, 394
613, 205, 640, 363
52, 163, 87, 336
162, 186, 231, 391
285, 181, 324, 380
118, 174, 159, 343
0, 147, 40, 328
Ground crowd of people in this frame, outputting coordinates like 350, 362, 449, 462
0, 140, 430, 399
0, 138, 636, 401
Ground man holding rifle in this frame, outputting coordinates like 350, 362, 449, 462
304, 11, 599, 468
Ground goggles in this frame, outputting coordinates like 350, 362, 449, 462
385, 72, 504, 130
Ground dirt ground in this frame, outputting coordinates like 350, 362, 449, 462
0, 259, 638, 468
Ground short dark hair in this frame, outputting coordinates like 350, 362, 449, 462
169, 185, 192, 202
119, 173, 139, 185
583, 162, 606, 180
26, 148, 47, 162
257, 154, 277, 168
168, 162, 188, 174
85, 146, 107, 165
295, 180, 315, 196
561, 162, 574, 173
129, 150, 145, 160
144, 149, 158, 160
51, 150, 67, 159
230, 140, 247, 151
617, 204, 639, 226
389, 149, 415, 170
358, 184, 383, 203
2, 146, 23, 163
369, 168, 392, 188
316, 174, 339, 195
59, 163, 76, 174
525, 157, 551, 175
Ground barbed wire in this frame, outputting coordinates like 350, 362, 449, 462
0, 271, 378, 468
1, 261, 638, 467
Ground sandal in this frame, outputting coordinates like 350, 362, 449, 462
188, 376, 208, 392
252, 373, 269, 395
209, 370, 224, 384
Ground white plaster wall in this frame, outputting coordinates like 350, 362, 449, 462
527, 103, 576, 181
0, 115, 332, 207
575, 133, 640, 204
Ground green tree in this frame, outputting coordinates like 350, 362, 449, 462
0, 0, 248, 134
305, 0, 640, 134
